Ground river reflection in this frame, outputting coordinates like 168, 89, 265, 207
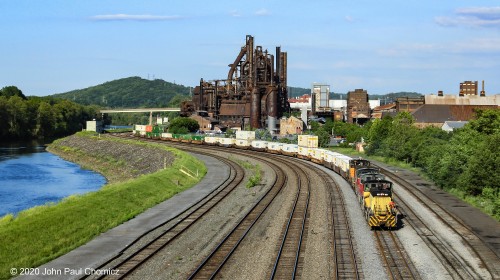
0, 141, 106, 217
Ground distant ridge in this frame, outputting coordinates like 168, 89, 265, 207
51, 76, 191, 108
50, 76, 423, 108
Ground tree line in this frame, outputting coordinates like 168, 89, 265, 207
310, 109, 499, 220
0, 86, 100, 140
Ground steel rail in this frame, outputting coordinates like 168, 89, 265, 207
381, 167, 492, 279
88, 135, 244, 279
269, 161, 310, 279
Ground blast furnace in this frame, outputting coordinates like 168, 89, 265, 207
180, 35, 290, 131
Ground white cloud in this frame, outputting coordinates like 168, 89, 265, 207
456, 7, 500, 20
255, 8, 271, 16
435, 6, 500, 27
229, 10, 241, 17
90, 14, 182, 21
344, 15, 354, 22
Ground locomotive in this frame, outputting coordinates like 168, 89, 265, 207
132, 126, 399, 229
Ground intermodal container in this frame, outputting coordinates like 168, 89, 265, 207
298, 135, 318, 148
268, 142, 283, 154
235, 139, 250, 149
251, 140, 268, 151
236, 130, 256, 140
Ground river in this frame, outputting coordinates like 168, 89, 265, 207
0, 140, 106, 217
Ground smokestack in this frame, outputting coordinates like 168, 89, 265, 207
480, 80, 486, 96
275, 46, 281, 84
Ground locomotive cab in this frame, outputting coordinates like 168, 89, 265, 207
349, 159, 371, 186
363, 179, 398, 229
358, 172, 384, 204
355, 168, 381, 199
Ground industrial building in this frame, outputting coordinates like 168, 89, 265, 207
181, 35, 289, 133
346, 89, 371, 124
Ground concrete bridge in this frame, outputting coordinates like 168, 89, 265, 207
100, 108, 181, 125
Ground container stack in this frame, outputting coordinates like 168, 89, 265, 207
297, 135, 318, 159
235, 130, 255, 149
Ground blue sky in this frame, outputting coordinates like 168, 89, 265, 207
1, 1, 499, 96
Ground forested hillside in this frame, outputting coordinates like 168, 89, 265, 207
51, 77, 191, 108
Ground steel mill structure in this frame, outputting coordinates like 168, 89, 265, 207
180, 35, 290, 131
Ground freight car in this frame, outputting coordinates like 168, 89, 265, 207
131, 128, 399, 229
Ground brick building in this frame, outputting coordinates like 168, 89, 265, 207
347, 89, 370, 124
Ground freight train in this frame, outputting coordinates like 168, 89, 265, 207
132, 126, 398, 229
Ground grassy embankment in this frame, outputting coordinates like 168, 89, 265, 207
0, 132, 206, 279
331, 147, 499, 221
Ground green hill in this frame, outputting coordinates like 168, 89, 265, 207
51, 77, 191, 108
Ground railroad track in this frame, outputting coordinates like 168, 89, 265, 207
317, 167, 360, 280
128, 136, 332, 279
189, 144, 360, 279
186, 154, 287, 279
380, 167, 499, 279
103, 134, 361, 278
85, 136, 247, 279
374, 230, 419, 280
269, 159, 310, 279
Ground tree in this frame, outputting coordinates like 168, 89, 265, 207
457, 134, 500, 195
6, 96, 30, 138
168, 117, 199, 134
468, 109, 500, 135
315, 129, 330, 147
365, 115, 392, 155
35, 102, 56, 137
0, 86, 27, 100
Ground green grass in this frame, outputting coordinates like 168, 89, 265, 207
0, 134, 206, 280
228, 156, 262, 188
246, 165, 262, 188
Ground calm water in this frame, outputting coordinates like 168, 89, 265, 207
0, 141, 107, 217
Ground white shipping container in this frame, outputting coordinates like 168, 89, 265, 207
298, 135, 318, 148
235, 139, 250, 148
135, 124, 147, 132
205, 136, 217, 145
298, 146, 311, 157
308, 137, 319, 148
324, 151, 342, 165
251, 140, 268, 150
236, 130, 256, 140
268, 142, 283, 153
161, 133, 173, 139
282, 144, 298, 154
311, 148, 327, 162
298, 135, 309, 147
336, 155, 352, 173
218, 137, 235, 147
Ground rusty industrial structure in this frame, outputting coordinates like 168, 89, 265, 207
347, 89, 371, 124
180, 35, 290, 132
